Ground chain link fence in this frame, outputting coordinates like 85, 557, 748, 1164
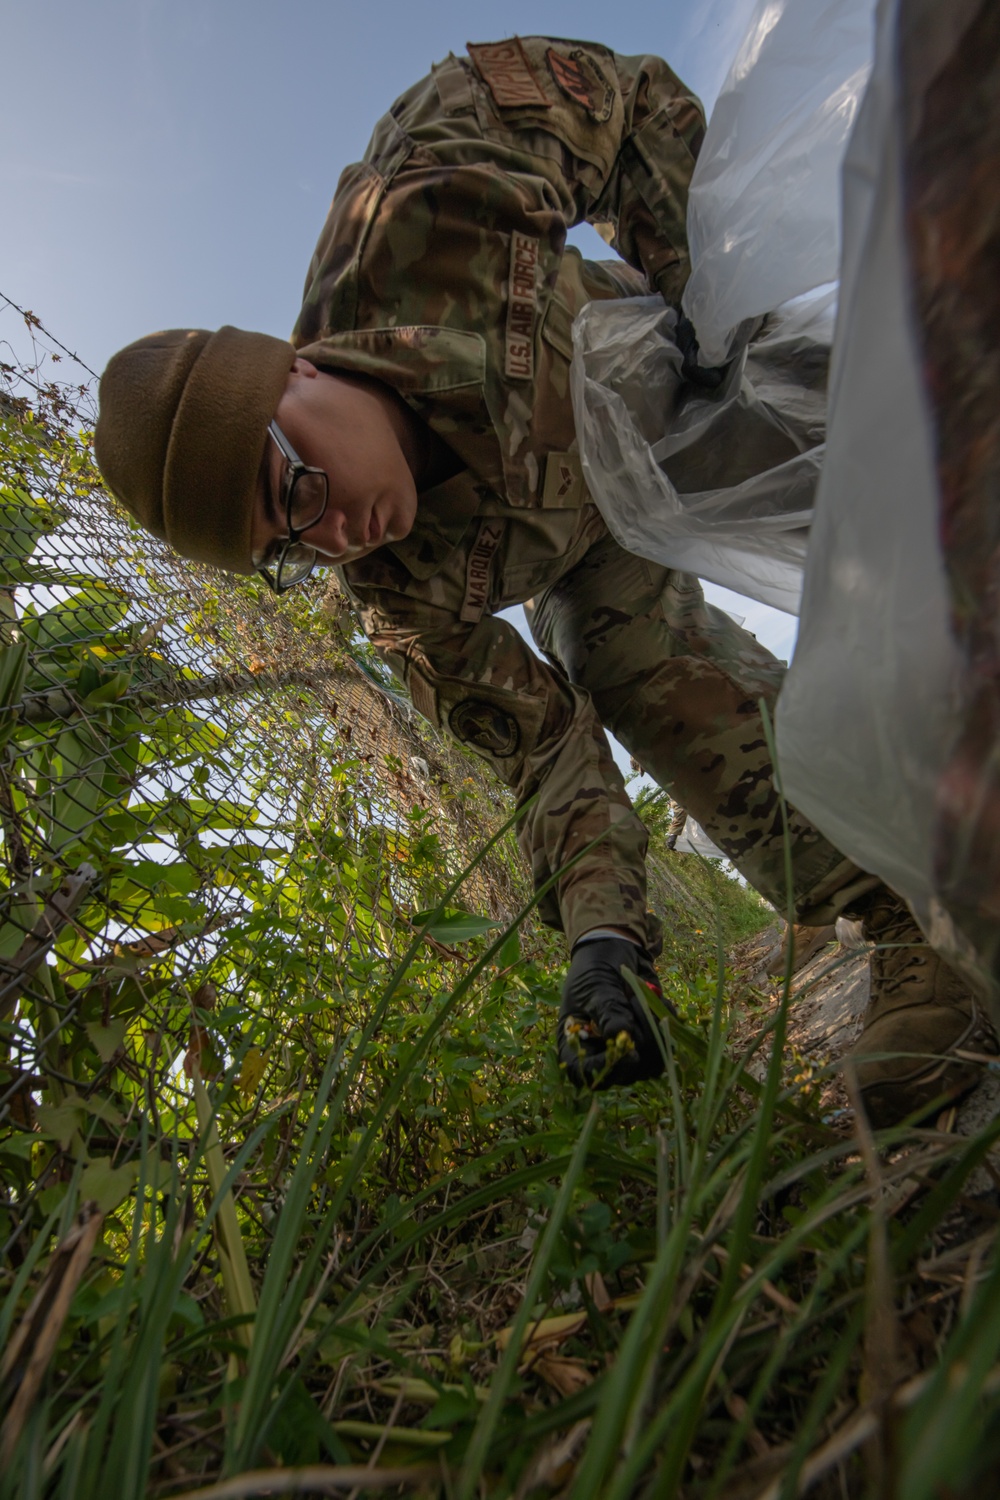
0, 295, 762, 1240
0, 299, 534, 1161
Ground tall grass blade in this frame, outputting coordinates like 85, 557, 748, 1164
456, 1101, 599, 1500
193, 1067, 257, 1354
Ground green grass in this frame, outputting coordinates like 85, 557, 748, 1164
633, 785, 774, 982
3, 833, 999, 1499
2, 326, 999, 1499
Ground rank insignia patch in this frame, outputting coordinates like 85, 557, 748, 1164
450, 698, 520, 759
467, 39, 551, 109
546, 48, 615, 123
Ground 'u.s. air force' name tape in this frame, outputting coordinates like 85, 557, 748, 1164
505, 231, 540, 381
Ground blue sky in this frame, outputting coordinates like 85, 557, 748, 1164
1, 0, 793, 662
2, 0, 758, 367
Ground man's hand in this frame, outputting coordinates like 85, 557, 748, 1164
558, 937, 669, 1089
674, 313, 729, 391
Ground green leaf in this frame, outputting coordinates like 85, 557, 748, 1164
85, 1017, 127, 1063
36, 1100, 86, 1148
0, 639, 29, 709
82, 672, 131, 707
422, 1387, 481, 1429
79, 1156, 137, 1214
121, 859, 200, 896
0, 494, 66, 580
0, 896, 42, 961
44, 720, 132, 851
172, 1291, 205, 1328
146, 892, 205, 926
495, 931, 521, 967
81, 1092, 125, 1128
20, 583, 130, 652
1, 1134, 36, 1161
0, 559, 96, 591
415, 908, 501, 944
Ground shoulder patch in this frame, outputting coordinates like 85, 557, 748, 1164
467, 38, 551, 109
450, 697, 520, 759
546, 47, 616, 123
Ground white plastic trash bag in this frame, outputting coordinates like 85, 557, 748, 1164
572, 0, 997, 995
673, 819, 725, 860
572, 289, 834, 615
683, 0, 876, 364
775, 0, 963, 943
571, 0, 873, 616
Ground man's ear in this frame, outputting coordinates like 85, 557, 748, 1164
289, 356, 318, 380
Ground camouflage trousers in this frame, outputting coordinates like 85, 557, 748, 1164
525, 531, 878, 929
344, 513, 877, 951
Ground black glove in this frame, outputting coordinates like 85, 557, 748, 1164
674, 313, 729, 391
558, 937, 669, 1090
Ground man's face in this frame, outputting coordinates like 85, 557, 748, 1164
250, 358, 418, 574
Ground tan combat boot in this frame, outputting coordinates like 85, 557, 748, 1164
766, 922, 837, 978
847, 888, 998, 1128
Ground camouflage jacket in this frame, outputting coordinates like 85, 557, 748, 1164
291, 37, 706, 948
293, 36, 703, 514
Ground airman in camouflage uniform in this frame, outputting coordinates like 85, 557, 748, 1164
94, 36, 997, 1121
290, 36, 874, 951
665, 800, 688, 850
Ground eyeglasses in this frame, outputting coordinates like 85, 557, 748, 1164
255, 421, 329, 594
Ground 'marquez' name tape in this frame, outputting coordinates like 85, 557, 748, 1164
460, 519, 505, 624
505, 232, 539, 382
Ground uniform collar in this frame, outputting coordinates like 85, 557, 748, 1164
298, 324, 485, 393
296, 326, 509, 500
383, 467, 485, 579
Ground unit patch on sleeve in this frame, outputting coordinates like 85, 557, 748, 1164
505, 231, 540, 381
450, 697, 520, 759
546, 48, 616, 124
467, 39, 551, 109
460, 518, 505, 623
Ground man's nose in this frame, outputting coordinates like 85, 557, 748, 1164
312, 509, 350, 557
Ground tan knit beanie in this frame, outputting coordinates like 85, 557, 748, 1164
94, 326, 296, 573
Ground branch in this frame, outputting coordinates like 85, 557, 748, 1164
0, 863, 97, 1017
15, 666, 357, 725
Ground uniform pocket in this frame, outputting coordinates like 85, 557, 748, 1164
432, 55, 477, 116
409, 663, 547, 777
